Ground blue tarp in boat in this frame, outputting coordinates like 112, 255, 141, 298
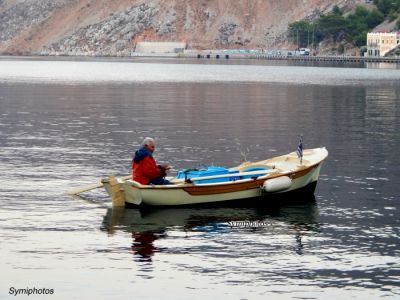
176, 166, 269, 184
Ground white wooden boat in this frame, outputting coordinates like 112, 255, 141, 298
101, 147, 328, 207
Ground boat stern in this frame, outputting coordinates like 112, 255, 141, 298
101, 176, 126, 207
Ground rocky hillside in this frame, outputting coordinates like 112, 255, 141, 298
0, 0, 366, 56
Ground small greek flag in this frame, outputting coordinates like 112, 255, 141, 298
296, 135, 303, 164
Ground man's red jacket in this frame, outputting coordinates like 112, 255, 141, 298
132, 147, 163, 185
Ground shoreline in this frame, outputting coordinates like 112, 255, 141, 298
1, 52, 399, 64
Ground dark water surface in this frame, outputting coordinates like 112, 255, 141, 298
0, 58, 399, 299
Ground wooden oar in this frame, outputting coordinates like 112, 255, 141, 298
67, 175, 131, 195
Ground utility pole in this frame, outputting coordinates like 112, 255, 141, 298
312, 25, 315, 54
312, 26, 314, 47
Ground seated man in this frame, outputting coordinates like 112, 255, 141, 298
132, 137, 171, 185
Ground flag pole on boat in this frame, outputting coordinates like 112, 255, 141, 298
296, 135, 303, 165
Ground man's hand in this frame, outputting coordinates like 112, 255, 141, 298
161, 164, 172, 171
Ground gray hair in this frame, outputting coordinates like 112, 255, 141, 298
141, 137, 155, 147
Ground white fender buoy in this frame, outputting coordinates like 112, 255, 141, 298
262, 176, 292, 192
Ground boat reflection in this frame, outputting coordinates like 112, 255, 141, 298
101, 195, 320, 260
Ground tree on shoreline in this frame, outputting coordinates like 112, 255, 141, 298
288, 4, 387, 49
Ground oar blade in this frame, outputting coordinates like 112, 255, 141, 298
66, 182, 103, 195
66, 175, 131, 196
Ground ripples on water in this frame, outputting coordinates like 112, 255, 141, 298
0, 58, 399, 299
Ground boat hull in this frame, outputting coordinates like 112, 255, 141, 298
124, 163, 322, 206
124, 181, 318, 208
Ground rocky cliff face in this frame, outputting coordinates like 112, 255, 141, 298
0, 0, 365, 55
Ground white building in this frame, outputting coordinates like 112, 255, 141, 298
135, 42, 187, 53
367, 32, 400, 57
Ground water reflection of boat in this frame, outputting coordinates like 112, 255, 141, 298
101, 197, 320, 259
102, 195, 319, 234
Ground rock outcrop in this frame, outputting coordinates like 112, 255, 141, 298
44, 3, 158, 56
0, 0, 66, 42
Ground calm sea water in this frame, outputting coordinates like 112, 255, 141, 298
0, 58, 399, 299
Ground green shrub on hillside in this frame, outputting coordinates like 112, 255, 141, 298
346, 6, 384, 46
373, 0, 400, 17
287, 21, 319, 48
288, 4, 386, 48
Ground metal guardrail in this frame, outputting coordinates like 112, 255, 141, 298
190, 53, 400, 63
268, 55, 400, 63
